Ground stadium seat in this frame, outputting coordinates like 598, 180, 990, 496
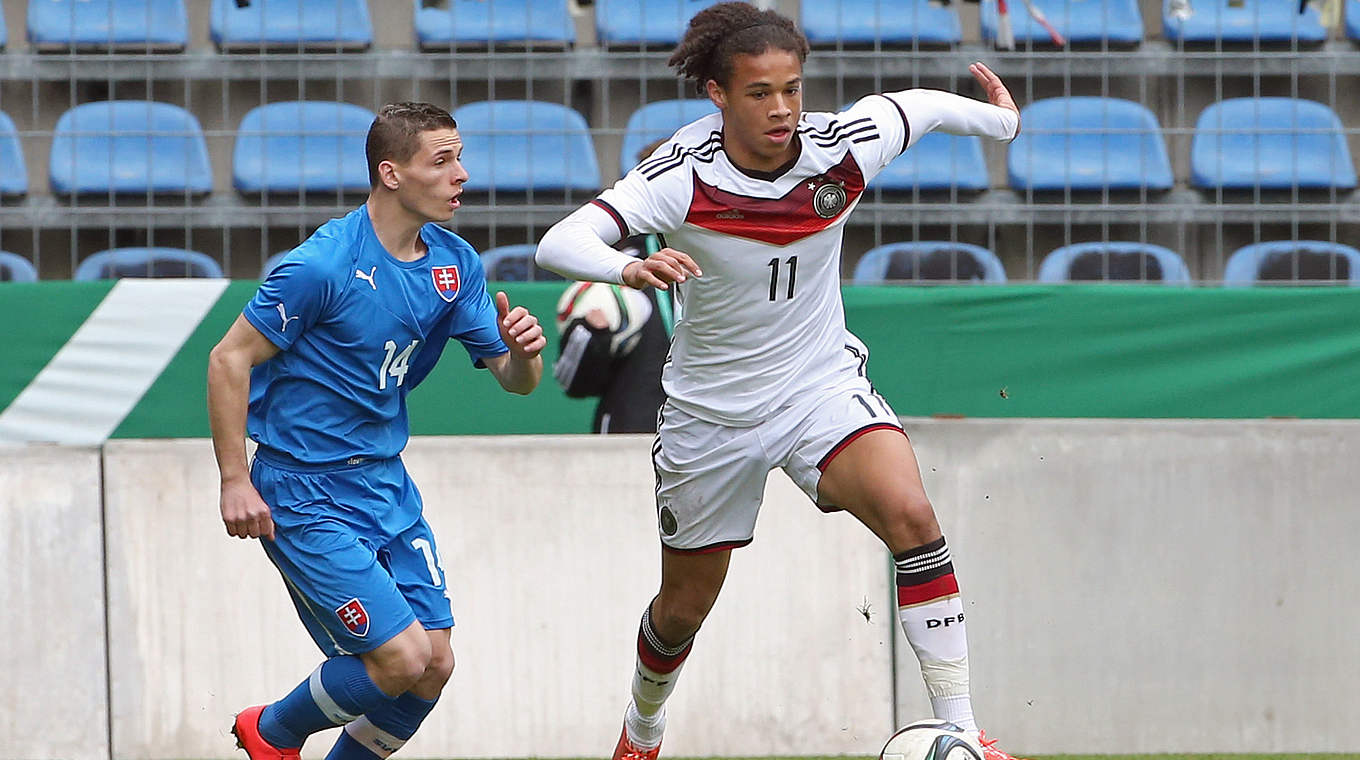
0, 251, 38, 282
1008, 97, 1172, 193
1223, 241, 1360, 286
73, 248, 224, 280
619, 99, 718, 174
1349, 0, 1360, 42
0, 112, 27, 197
211, 0, 372, 50
452, 101, 600, 195
233, 101, 375, 195
27, 0, 188, 50
414, 0, 573, 49
980, 0, 1143, 46
877, 131, 989, 193
481, 244, 564, 282
1191, 98, 1356, 191
595, 0, 720, 47
50, 101, 213, 197
1163, 0, 1326, 44
1038, 242, 1191, 283
801, 0, 961, 46
852, 242, 1006, 283
0, 6, 7, 51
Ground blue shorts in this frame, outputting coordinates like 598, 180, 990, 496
251, 450, 454, 657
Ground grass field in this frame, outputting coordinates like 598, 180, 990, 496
690, 756, 1360, 760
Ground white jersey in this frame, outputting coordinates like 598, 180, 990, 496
545, 89, 1018, 426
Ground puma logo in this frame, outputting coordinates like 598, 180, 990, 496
355, 267, 377, 290
275, 303, 299, 332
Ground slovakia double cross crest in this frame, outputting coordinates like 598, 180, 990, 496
432, 265, 461, 302
335, 598, 370, 637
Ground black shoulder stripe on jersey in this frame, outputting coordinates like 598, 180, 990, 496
799, 116, 873, 141
873, 93, 912, 155
637, 131, 722, 178
643, 141, 723, 180
809, 123, 879, 148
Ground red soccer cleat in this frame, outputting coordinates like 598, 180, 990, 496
231, 705, 300, 760
611, 724, 662, 760
977, 729, 1030, 760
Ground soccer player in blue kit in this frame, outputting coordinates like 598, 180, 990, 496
207, 102, 547, 760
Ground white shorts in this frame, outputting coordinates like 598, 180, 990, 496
651, 351, 904, 553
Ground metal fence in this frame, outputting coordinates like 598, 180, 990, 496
0, 0, 1355, 283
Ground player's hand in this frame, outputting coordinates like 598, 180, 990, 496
969, 62, 1021, 134
622, 247, 702, 291
220, 476, 274, 541
495, 291, 546, 359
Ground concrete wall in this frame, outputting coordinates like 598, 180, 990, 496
3, 419, 1358, 758
0, 446, 108, 760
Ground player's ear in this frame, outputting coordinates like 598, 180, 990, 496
378, 159, 400, 191
705, 79, 726, 110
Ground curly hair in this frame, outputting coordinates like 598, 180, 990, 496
668, 2, 810, 95
366, 102, 458, 187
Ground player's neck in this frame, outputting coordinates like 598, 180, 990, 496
722, 131, 801, 178
365, 198, 430, 263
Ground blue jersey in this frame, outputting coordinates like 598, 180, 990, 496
243, 205, 507, 463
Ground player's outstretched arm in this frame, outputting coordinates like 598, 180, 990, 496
888, 65, 1021, 143
207, 315, 280, 540
484, 291, 546, 395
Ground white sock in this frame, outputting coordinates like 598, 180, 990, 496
895, 537, 978, 732
624, 701, 666, 749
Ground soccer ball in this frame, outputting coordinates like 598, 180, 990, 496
554, 281, 653, 357
879, 719, 985, 760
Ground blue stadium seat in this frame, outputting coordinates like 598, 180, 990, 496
452, 101, 600, 195
1223, 241, 1360, 286
50, 101, 212, 196
233, 101, 374, 195
620, 99, 718, 174
0, 112, 27, 197
852, 242, 1006, 283
0, 251, 38, 282
877, 131, 989, 192
981, 0, 1142, 46
1008, 97, 1172, 193
73, 248, 224, 280
481, 244, 564, 282
211, 0, 372, 50
1349, 0, 1360, 42
414, 0, 573, 48
1038, 242, 1191, 283
1163, 0, 1326, 44
1191, 98, 1356, 191
27, 0, 188, 50
0, 5, 7, 51
595, 0, 720, 46
801, 0, 961, 46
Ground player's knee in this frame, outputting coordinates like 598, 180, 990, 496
425, 644, 455, 688
371, 634, 433, 691
888, 491, 941, 545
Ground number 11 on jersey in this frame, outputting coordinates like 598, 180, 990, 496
379, 339, 420, 389
767, 255, 798, 301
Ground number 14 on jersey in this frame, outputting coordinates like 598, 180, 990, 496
379, 339, 420, 389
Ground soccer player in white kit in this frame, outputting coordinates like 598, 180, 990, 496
535, 3, 1025, 759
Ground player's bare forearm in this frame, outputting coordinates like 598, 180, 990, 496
487, 351, 543, 395
207, 316, 280, 540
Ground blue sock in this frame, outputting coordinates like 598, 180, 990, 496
325, 693, 439, 760
257, 656, 396, 749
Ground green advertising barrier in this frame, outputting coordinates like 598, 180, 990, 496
2, 281, 1358, 440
